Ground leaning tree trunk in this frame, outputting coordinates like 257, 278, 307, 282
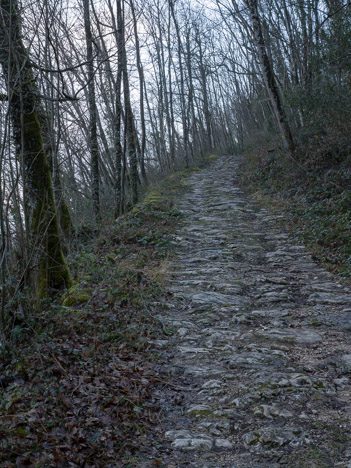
246, 0, 296, 156
0, 0, 71, 298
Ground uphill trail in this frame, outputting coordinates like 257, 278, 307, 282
141, 155, 351, 467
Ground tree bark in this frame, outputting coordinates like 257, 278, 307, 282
195, 27, 213, 151
38, 109, 74, 239
83, 0, 101, 224
117, 0, 138, 206
246, 0, 296, 156
130, 0, 147, 185
170, 0, 189, 168
0, 0, 71, 298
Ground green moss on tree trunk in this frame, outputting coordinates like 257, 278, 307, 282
0, 0, 71, 298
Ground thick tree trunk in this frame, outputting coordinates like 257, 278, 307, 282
0, 0, 71, 298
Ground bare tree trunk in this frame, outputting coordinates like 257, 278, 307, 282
130, 0, 147, 185
155, 11, 174, 168
195, 27, 213, 151
106, 0, 124, 217
185, 29, 198, 160
38, 109, 74, 239
297, 0, 310, 86
246, 0, 296, 156
42, 3, 74, 240
83, 0, 100, 224
170, 0, 189, 168
117, 0, 138, 206
167, 6, 177, 166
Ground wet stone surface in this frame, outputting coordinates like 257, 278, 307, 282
140, 156, 351, 467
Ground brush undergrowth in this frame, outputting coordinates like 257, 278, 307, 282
241, 146, 351, 279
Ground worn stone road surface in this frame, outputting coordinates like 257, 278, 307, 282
144, 156, 351, 467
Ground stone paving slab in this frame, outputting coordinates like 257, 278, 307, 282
139, 156, 351, 467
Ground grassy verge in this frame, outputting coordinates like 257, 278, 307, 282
241, 147, 351, 279
0, 160, 212, 466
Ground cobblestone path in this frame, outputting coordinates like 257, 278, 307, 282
145, 156, 351, 467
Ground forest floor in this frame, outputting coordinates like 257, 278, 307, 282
0, 168, 192, 467
136, 155, 351, 467
2, 155, 351, 467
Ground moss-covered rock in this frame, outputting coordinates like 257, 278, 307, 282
143, 190, 167, 208
62, 284, 91, 307
206, 153, 219, 160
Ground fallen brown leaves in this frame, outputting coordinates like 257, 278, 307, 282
0, 208, 176, 467
0, 305, 161, 467
0, 173, 188, 467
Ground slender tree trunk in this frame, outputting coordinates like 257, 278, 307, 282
170, 0, 189, 168
130, 0, 147, 185
83, 0, 100, 224
156, 13, 174, 168
0, 0, 71, 298
38, 109, 74, 239
106, 0, 124, 216
195, 30, 213, 151
167, 7, 177, 166
42, 3, 74, 240
117, 0, 138, 206
297, 0, 310, 86
185, 30, 198, 160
